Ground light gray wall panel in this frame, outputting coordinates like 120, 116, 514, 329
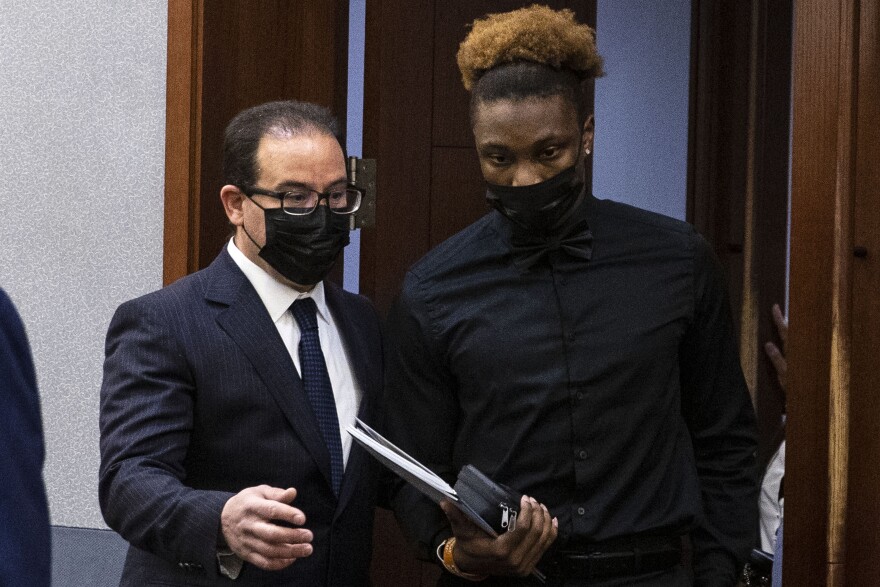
0, 1, 168, 528
594, 0, 691, 221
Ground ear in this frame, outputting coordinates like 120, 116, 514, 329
220, 185, 246, 226
582, 115, 595, 155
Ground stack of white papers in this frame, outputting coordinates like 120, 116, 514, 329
347, 419, 496, 536
348, 419, 547, 583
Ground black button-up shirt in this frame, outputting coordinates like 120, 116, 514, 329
385, 195, 758, 586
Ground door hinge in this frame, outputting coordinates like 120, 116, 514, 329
348, 156, 376, 229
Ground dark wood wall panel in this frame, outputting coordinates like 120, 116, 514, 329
196, 0, 348, 271
198, 3, 285, 266
362, 2, 439, 581
430, 1, 489, 149
687, 0, 791, 467
360, 0, 436, 313
429, 147, 486, 247
283, 4, 342, 106
744, 0, 792, 467
370, 508, 436, 587
164, 0, 349, 284
845, 1, 880, 584
688, 0, 751, 319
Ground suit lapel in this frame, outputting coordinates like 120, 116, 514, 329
324, 282, 376, 513
206, 251, 334, 490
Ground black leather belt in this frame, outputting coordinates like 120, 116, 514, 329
543, 536, 682, 580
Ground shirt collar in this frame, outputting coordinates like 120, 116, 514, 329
227, 238, 329, 324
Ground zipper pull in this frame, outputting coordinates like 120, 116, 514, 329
508, 508, 518, 532
501, 504, 510, 529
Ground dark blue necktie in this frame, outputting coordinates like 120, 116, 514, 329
290, 297, 344, 495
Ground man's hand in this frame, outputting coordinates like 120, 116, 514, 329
440, 495, 558, 577
220, 485, 313, 571
763, 303, 788, 390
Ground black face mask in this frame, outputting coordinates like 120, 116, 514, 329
485, 164, 585, 235
244, 204, 350, 286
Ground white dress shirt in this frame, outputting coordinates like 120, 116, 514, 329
759, 438, 785, 553
227, 239, 362, 467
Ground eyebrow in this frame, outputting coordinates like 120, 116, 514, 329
274, 177, 349, 191
478, 133, 576, 151
477, 141, 511, 151
531, 130, 580, 145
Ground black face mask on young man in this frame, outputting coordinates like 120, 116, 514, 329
485, 164, 586, 236
244, 203, 350, 286
485, 164, 592, 270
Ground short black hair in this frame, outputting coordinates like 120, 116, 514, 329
470, 61, 588, 128
223, 100, 341, 188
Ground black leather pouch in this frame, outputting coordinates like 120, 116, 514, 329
740, 548, 774, 586
453, 464, 523, 535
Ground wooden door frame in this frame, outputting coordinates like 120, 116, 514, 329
785, 0, 869, 584
164, 0, 204, 286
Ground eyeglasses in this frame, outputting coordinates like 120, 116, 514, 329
242, 185, 363, 216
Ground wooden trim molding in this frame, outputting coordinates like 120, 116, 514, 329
163, 0, 204, 286
843, 0, 880, 583
737, 0, 762, 405
786, 0, 867, 584
824, 0, 859, 584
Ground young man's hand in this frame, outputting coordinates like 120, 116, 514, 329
441, 494, 558, 577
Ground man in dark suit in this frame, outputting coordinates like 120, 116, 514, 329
99, 101, 382, 586
0, 288, 51, 587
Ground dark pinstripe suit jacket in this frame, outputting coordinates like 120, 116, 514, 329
99, 249, 383, 586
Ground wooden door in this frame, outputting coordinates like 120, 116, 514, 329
786, 0, 880, 584
163, 0, 349, 284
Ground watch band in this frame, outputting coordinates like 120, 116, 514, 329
437, 537, 489, 582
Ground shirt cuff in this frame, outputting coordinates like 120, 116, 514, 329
217, 548, 244, 580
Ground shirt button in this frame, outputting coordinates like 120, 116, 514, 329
577, 507, 586, 516
575, 391, 584, 401
577, 450, 587, 460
